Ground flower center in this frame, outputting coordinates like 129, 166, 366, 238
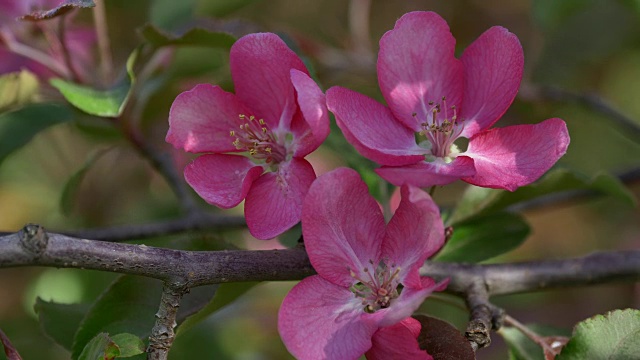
230, 114, 287, 164
414, 97, 465, 162
349, 260, 402, 313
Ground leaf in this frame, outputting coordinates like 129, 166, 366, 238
413, 314, 475, 360
176, 282, 257, 336
60, 148, 111, 216
434, 212, 530, 263
532, 0, 590, 33
450, 169, 636, 224
558, 309, 640, 359
34, 299, 91, 351
0, 328, 22, 360
110, 334, 145, 358
78, 333, 117, 360
50, 49, 138, 118
71, 276, 217, 359
0, 103, 72, 167
19, 0, 95, 21
139, 24, 236, 50
195, 0, 260, 17
501, 324, 571, 360
0, 70, 39, 113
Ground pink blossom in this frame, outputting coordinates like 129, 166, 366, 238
326, 11, 570, 191
278, 168, 447, 359
166, 33, 329, 240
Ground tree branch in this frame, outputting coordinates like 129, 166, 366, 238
2, 225, 638, 293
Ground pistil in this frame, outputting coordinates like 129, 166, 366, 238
349, 260, 402, 313
416, 97, 465, 161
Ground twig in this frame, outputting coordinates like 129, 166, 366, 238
348, 0, 372, 56
92, 0, 113, 85
61, 213, 245, 242
463, 281, 505, 350
520, 84, 640, 140
147, 282, 188, 360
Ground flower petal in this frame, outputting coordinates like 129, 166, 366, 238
366, 318, 431, 360
327, 86, 426, 166
378, 11, 463, 131
230, 33, 308, 129
463, 118, 570, 191
375, 156, 476, 187
278, 275, 380, 360
184, 154, 263, 209
303, 168, 385, 288
383, 185, 444, 288
379, 278, 448, 327
244, 158, 316, 239
290, 69, 330, 157
167, 84, 250, 153
459, 26, 524, 137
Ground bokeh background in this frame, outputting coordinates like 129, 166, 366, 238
0, 0, 639, 358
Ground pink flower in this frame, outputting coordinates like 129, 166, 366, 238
278, 168, 447, 359
166, 33, 329, 240
326, 11, 570, 191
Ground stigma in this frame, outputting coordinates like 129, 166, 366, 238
349, 260, 402, 313
230, 114, 287, 164
415, 97, 465, 161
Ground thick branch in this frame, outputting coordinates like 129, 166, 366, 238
420, 250, 640, 296
2, 225, 639, 295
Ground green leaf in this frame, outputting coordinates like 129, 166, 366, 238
50, 49, 138, 118
139, 24, 236, 50
0, 103, 72, 167
195, 0, 259, 17
71, 276, 217, 359
558, 309, 640, 359
176, 282, 257, 336
110, 334, 145, 358
34, 299, 91, 351
501, 324, 571, 360
450, 169, 636, 224
149, 0, 196, 30
532, 0, 590, 33
60, 149, 111, 216
78, 333, 117, 360
434, 212, 530, 263
0, 70, 39, 113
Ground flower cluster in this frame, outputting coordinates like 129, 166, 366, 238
166, 10, 570, 359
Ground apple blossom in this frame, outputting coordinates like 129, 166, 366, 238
166, 33, 329, 240
278, 168, 447, 359
326, 11, 570, 191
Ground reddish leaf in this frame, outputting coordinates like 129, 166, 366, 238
414, 314, 475, 360
19, 0, 95, 21
0, 328, 23, 360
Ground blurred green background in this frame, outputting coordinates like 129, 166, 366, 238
0, 0, 639, 359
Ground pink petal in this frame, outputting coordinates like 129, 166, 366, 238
230, 33, 309, 130
460, 26, 524, 138
378, 11, 463, 131
290, 69, 330, 157
366, 318, 431, 360
278, 275, 380, 360
379, 278, 447, 327
184, 154, 263, 209
167, 84, 251, 153
376, 156, 476, 187
463, 118, 570, 191
244, 158, 316, 239
382, 185, 444, 288
303, 167, 385, 288
327, 86, 426, 166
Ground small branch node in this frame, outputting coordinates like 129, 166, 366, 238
464, 280, 494, 350
19, 224, 48, 257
